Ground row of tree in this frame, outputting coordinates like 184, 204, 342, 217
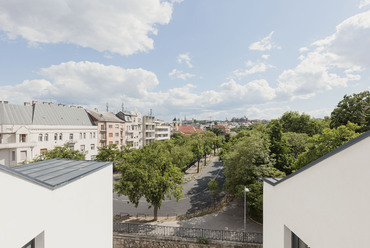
221, 91, 369, 222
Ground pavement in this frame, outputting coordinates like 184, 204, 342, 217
148, 197, 263, 233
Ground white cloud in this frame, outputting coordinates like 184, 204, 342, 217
261, 54, 270, 60
249, 31, 281, 51
230, 60, 274, 79
0, 0, 175, 55
177, 53, 193, 68
276, 10, 370, 101
359, 0, 370, 8
169, 69, 195, 80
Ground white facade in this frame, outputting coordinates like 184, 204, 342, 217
263, 132, 370, 248
155, 120, 171, 141
0, 160, 112, 248
117, 110, 143, 149
142, 115, 155, 146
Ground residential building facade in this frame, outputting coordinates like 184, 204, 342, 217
116, 110, 143, 149
263, 131, 370, 248
87, 110, 125, 148
154, 120, 171, 141
0, 101, 98, 166
142, 115, 155, 146
0, 159, 112, 248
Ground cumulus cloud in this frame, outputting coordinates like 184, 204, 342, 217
231, 60, 274, 79
249, 31, 281, 51
177, 53, 193, 68
0, 0, 176, 55
169, 69, 195, 80
276, 10, 370, 100
359, 0, 370, 8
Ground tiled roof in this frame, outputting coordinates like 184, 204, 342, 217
178, 126, 197, 134
0, 103, 94, 126
0, 159, 112, 190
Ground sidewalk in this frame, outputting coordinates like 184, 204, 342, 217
149, 197, 263, 233
183, 154, 218, 183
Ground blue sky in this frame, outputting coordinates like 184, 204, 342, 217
0, 0, 369, 122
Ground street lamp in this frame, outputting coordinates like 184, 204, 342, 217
244, 187, 249, 233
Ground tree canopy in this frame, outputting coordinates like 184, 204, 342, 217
330, 91, 370, 132
32, 144, 85, 162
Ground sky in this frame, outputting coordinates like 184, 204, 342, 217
0, 0, 369, 122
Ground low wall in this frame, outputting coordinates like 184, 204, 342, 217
114, 233, 263, 248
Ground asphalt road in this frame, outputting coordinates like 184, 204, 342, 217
113, 157, 225, 217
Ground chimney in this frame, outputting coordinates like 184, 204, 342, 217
77, 106, 83, 109
0, 101, 2, 104
43, 101, 48, 105
48, 102, 54, 106
70, 105, 76, 108
24, 102, 31, 106
32, 100, 38, 105
4, 101, 8, 104
58, 104, 64, 107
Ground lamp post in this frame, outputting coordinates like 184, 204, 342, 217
244, 187, 249, 233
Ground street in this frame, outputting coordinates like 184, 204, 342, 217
113, 156, 225, 217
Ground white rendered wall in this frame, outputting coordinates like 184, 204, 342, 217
263, 135, 370, 248
0, 164, 112, 248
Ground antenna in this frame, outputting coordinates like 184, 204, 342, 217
150, 109, 152, 116
121, 103, 124, 112
106, 102, 109, 112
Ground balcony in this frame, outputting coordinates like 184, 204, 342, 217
0, 141, 37, 149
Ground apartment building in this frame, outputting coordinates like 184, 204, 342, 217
0, 101, 98, 166
116, 110, 142, 149
142, 115, 155, 146
154, 120, 171, 141
87, 110, 125, 148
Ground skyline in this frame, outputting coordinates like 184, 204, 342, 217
0, 0, 369, 122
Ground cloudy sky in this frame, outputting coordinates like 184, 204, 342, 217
0, 0, 369, 121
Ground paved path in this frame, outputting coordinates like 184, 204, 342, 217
149, 198, 263, 233
113, 156, 225, 217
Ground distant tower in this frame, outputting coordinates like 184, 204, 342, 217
106, 102, 109, 112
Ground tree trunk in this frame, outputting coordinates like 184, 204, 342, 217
197, 160, 200, 173
204, 154, 207, 166
154, 205, 158, 221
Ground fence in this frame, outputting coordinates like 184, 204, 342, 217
113, 222, 263, 244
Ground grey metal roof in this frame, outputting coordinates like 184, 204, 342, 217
0, 103, 95, 126
0, 159, 112, 190
0, 103, 33, 125
263, 130, 370, 186
87, 110, 124, 123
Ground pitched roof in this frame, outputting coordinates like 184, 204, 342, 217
263, 130, 370, 187
0, 159, 112, 190
87, 110, 124, 123
0, 103, 94, 126
178, 126, 197, 134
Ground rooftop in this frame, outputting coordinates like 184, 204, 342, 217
0, 159, 111, 190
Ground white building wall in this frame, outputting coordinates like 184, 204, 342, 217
0, 164, 112, 248
263, 135, 370, 248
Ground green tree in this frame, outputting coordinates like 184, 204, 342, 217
280, 111, 324, 136
294, 122, 360, 170
190, 133, 204, 173
208, 179, 221, 203
32, 144, 85, 162
114, 142, 183, 220
96, 144, 122, 162
209, 127, 225, 136
330, 91, 370, 132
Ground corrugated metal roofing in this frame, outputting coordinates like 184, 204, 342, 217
0, 159, 111, 190
0, 103, 95, 126
87, 110, 124, 123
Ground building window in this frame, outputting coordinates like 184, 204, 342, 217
101, 133, 106, 139
115, 133, 119, 137
11, 151, 16, 161
109, 141, 113, 145
90, 132, 92, 139
109, 133, 113, 138
115, 124, 119, 129
20, 150, 27, 161
80, 145, 85, 152
69, 133, 73, 140
93, 132, 96, 138
83, 133, 86, 139
91, 144, 95, 150
38, 134, 43, 142
54, 133, 58, 140
44, 133, 48, 141
40, 148, 47, 153
19, 134, 27, 143
115, 141, 119, 145
59, 133, 63, 140
22, 238, 35, 248
101, 124, 105, 130
80, 133, 82, 139
109, 124, 113, 129
292, 232, 310, 248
